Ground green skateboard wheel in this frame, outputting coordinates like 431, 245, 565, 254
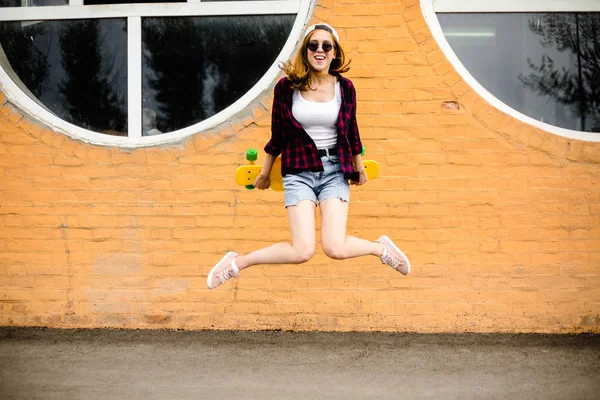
361, 146, 366, 156
246, 148, 258, 162
245, 184, 255, 190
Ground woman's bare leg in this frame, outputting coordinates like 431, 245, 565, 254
235, 200, 317, 270
319, 197, 384, 260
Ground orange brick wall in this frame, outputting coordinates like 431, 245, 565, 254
0, 0, 599, 333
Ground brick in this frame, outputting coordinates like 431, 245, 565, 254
8, 110, 23, 125
402, 76, 442, 88
405, 52, 428, 65
402, 101, 442, 114
16, 118, 34, 135
407, 14, 428, 32
402, 5, 423, 22
2, 130, 37, 145
39, 129, 65, 149
1, 105, 12, 116
375, 40, 419, 53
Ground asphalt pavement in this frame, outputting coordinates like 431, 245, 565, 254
0, 328, 598, 400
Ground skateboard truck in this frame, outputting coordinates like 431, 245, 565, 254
245, 148, 258, 190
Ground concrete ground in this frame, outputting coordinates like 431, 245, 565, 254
0, 328, 598, 400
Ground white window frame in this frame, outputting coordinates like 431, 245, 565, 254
0, 0, 314, 147
422, 0, 600, 142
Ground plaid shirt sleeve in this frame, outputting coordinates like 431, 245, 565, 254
346, 80, 363, 156
264, 78, 285, 157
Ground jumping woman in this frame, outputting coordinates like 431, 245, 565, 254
207, 23, 411, 289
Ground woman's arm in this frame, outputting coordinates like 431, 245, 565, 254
258, 79, 287, 190
263, 78, 286, 157
253, 153, 276, 189
345, 79, 366, 185
346, 81, 363, 157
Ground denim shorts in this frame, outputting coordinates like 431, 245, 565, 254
283, 155, 350, 208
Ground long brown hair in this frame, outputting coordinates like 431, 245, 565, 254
280, 29, 351, 92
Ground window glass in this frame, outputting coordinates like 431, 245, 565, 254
141, 14, 294, 135
84, 0, 182, 5
0, 0, 67, 7
439, 13, 600, 133
0, 19, 128, 135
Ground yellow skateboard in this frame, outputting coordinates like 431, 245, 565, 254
235, 148, 379, 191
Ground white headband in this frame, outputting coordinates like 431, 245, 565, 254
304, 23, 339, 41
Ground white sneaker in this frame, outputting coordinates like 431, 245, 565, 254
375, 236, 411, 275
207, 252, 240, 289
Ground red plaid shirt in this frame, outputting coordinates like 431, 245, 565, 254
264, 76, 363, 182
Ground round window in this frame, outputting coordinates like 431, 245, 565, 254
0, 0, 314, 146
422, 0, 600, 142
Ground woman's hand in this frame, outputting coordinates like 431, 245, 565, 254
351, 169, 368, 186
351, 153, 367, 186
252, 153, 276, 190
253, 172, 271, 190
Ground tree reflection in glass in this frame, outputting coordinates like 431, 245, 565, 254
0, 21, 50, 99
142, 15, 294, 134
0, 19, 127, 135
439, 12, 600, 134
0, 0, 68, 6
58, 20, 127, 135
520, 13, 600, 132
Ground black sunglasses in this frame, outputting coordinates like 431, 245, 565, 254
307, 40, 333, 53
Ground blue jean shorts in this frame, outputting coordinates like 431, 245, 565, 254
283, 155, 350, 208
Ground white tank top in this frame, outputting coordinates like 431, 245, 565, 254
292, 80, 341, 149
